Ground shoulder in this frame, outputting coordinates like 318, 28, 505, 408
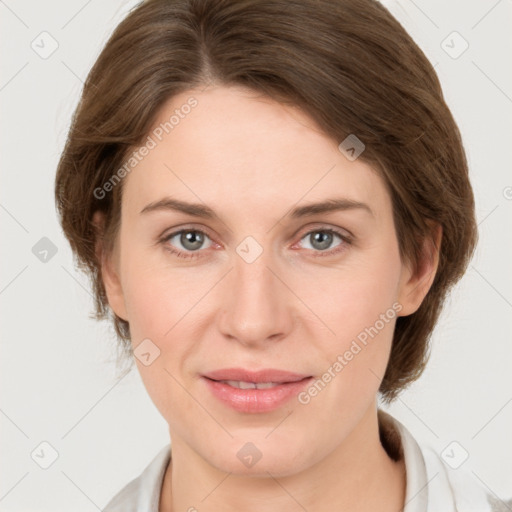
378, 409, 510, 512
421, 445, 511, 512
103, 444, 171, 512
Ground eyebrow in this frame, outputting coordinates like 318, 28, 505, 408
140, 197, 374, 219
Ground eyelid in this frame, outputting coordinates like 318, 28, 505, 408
159, 223, 220, 244
291, 222, 354, 242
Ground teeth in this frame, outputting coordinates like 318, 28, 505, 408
220, 380, 280, 390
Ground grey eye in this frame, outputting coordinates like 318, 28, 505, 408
301, 231, 342, 252
179, 231, 206, 251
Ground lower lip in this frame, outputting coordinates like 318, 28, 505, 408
202, 376, 314, 413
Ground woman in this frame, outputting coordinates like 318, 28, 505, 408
54, 0, 499, 510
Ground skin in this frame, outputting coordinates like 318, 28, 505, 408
94, 84, 441, 512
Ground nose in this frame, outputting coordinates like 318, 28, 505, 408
218, 248, 295, 348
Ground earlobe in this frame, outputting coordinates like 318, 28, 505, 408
397, 222, 442, 317
92, 211, 128, 321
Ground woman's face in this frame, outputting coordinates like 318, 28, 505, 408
99, 84, 432, 476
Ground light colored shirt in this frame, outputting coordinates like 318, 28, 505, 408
103, 409, 505, 511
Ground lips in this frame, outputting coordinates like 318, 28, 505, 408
201, 368, 314, 413
202, 367, 311, 384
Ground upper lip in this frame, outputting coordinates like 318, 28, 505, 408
202, 368, 312, 384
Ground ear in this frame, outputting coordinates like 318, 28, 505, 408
92, 211, 129, 321
396, 221, 442, 317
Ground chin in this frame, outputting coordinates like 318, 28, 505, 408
202, 434, 314, 478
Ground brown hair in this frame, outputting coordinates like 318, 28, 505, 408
54, 0, 478, 402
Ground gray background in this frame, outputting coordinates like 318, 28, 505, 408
1, 0, 511, 510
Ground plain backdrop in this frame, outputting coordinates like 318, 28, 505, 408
1, 0, 511, 510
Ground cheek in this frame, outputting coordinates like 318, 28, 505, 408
307, 248, 401, 339
120, 262, 198, 421
300, 243, 403, 386
122, 274, 174, 343
120, 244, 204, 342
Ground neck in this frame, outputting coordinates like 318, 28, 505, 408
160, 404, 406, 512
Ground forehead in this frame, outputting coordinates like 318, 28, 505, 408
121, 85, 390, 221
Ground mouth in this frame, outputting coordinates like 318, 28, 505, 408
201, 367, 312, 384
201, 369, 314, 413
206, 379, 296, 390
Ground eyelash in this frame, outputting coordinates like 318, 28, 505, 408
159, 226, 353, 260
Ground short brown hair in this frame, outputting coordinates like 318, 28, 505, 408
54, 0, 478, 402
